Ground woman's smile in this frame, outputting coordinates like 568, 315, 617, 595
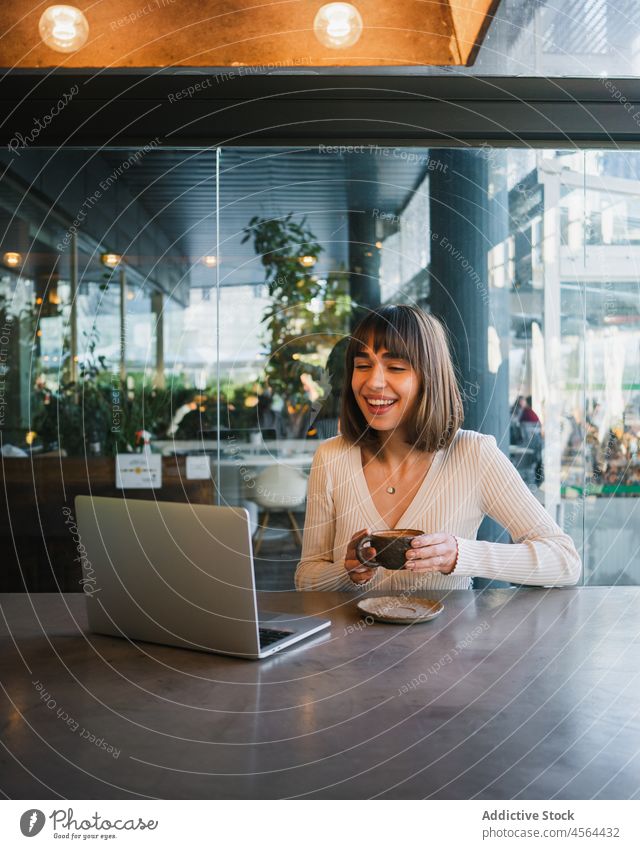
364, 396, 398, 415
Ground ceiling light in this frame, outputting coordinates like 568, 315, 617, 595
298, 255, 317, 268
39, 5, 89, 53
202, 255, 218, 268
3, 251, 22, 267
313, 3, 363, 49
101, 253, 122, 268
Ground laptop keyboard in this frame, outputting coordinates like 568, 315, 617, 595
259, 627, 293, 648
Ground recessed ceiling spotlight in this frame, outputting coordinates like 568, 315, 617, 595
101, 253, 122, 268
313, 3, 363, 49
39, 5, 89, 53
3, 251, 22, 267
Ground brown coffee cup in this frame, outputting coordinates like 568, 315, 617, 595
355, 529, 423, 570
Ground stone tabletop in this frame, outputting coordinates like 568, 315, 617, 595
1, 587, 639, 800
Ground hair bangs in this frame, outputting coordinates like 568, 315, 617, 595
348, 308, 419, 367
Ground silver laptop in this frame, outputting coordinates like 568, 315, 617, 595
74, 496, 330, 659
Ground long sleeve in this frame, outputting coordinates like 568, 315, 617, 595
294, 448, 354, 591
452, 435, 582, 586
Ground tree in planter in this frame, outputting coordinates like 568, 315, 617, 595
32, 325, 112, 455
32, 308, 207, 454
242, 214, 351, 436
103, 381, 179, 455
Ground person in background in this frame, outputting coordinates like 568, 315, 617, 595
510, 397, 524, 445
256, 390, 288, 440
518, 395, 540, 424
295, 305, 581, 591
308, 336, 350, 440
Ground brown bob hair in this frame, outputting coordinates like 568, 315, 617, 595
339, 305, 464, 453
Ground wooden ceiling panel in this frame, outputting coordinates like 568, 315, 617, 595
0, 0, 500, 68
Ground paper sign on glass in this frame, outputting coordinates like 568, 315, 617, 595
186, 455, 211, 480
115, 454, 162, 489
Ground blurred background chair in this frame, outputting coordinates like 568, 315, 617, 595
252, 465, 308, 555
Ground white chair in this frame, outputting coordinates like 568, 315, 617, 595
252, 465, 307, 555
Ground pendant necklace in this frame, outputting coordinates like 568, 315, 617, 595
384, 451, 434, 496
385, 461, 400, 494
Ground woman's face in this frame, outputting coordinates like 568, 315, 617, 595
351, 336, 421, 437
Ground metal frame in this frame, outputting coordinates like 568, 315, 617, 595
2, 73, 640, 147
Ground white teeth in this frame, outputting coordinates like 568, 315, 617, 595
368, 399, 395, 406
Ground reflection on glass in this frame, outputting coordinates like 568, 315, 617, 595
2, 143, 639, 592
454, 0, 640, 78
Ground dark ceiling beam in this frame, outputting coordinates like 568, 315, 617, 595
1, 74, 640, 147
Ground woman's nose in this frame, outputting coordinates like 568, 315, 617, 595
365, 363, 386, 389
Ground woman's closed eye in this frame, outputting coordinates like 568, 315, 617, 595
354, 362, 408, 371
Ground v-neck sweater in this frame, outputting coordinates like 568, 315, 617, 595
294, 429, 582, 591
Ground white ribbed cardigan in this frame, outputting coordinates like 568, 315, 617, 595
294, 429, 582, 591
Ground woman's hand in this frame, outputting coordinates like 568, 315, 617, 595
404, 533, 458, 574
344, 528, 377, 584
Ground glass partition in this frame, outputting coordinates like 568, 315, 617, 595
0, 147, 218, 591
436, 0, 640, 77
2, 143, 639, 592
217, 147, 639, 589
581, 151, 640, 584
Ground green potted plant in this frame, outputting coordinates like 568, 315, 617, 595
32, 325, 113, 455
242, 214, 351, 436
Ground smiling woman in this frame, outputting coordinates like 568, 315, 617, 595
342, 306, 463, 456
295, 305, 582, 592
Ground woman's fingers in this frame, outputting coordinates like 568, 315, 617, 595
347, 547, 377, 571
346, 528, 372, 557
351, 569, 375, 584
346, 560, 375, 583
406, 542, 448, 561
410, 532, 448, 549
405, 535, 456, 571
351, 527, 371, 543
344, 529, 376, 583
